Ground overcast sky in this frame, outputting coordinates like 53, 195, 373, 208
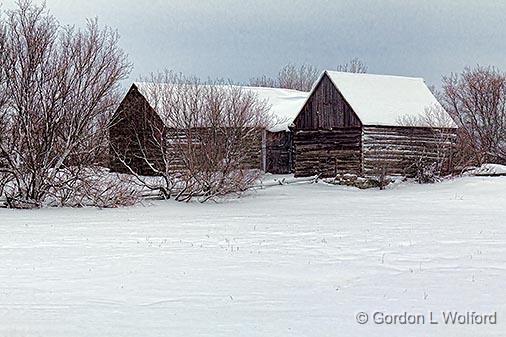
3, 0, 506, 87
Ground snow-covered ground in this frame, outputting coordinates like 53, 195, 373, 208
0, 176, 505, 337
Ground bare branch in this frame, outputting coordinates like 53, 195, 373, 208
441, 65, 506, 166
0, 0, 131, 208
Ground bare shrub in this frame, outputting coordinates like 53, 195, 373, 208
37, 167, 139, 208
378, 165, 390, 190
441, 66, 506, 166
396, 106, 457, 182
413, 159, 440, 184
397, 105, 456, 129
0, 1, 130, 208
111, 70, 271, 202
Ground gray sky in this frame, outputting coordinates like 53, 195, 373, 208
3, 0, 506, 87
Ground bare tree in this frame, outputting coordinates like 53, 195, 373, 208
441, 66, 506, 165
277, 64, 319, 91
0, 17, 8, 196
247, 75, 277, 89
0, 1, 131, 208
336, 58, 368, 73
111, 70, 271, 202
250, 63, 319, 91
250, 59, 367, 91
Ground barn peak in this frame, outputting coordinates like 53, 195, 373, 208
308, 71, 457, 128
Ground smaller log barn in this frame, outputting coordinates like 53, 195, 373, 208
293, 71, 458, 177
109, 83, 308, 175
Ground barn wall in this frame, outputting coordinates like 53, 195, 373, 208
165, 128, 263, 172
294, 73, 361, 130
266, 131, 293, 174
294, 128, 362, 177
292, 73, 363, 178
362, 126, 457, 176
110, 86, 264, 176
109, 85, 165, 175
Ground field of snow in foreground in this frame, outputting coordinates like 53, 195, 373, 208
0, 176, 505, 337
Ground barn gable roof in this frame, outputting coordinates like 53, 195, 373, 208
307, 71, 457, 128
133, 82, 309, 132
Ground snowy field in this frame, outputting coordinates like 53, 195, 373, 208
0, 176, 505, 337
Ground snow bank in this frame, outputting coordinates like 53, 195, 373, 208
466, 163, 506, 176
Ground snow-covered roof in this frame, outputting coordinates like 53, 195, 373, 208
133, 82, 308, 132
320, 71, 457, 128
244, 87, 309, 132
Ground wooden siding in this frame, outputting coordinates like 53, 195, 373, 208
294, 74, 361, 130
294, 128, 362, 177
109, 85, 165, 175
266, 131, 293, 174
110, 85, 264, 176
362, 126, 457, 176
165, 127, 263, 172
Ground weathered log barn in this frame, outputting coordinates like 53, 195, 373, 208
109, 83, 308, 175
292, 71, 458, 177
110, 72, 457, 179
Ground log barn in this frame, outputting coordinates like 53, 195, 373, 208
109, 83, 308, 175
292, 71, 458, 177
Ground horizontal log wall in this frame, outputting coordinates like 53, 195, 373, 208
362, 126, 457, 176
110, 86, 263, 176
165, 128, 263, 172
294, 128, 362, 177
266, 131, 292, 174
